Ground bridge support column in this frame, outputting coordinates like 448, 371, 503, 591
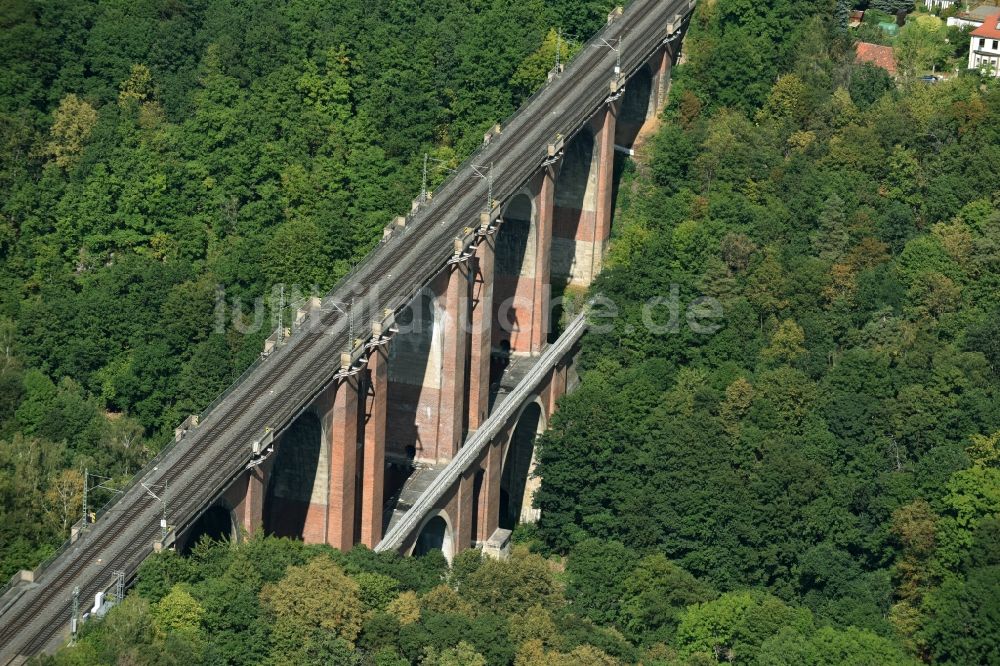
327, 375, 359, 550
469, 236, 495, 431
530, 166, 555, 354
242, 466, 266, 536
360, 342, 388, 548
438, 262, 470, 462
477, 439, 503, 542
455, 469, 476, 551
592, 102, 618, 278
655, 46, 673, 109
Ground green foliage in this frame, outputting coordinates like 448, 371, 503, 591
618, 554, 717, 643
354, 571, 401, 612
462, 547, 559, 617
534, 0, 1000, 663
566, 539, 638, 625
337, 545, 448, 594
871, 0, 915, 16
894, 16, 951, 78
510, 29, 581, 99
259, 556, 365, 655
935, 466, 1000, 572
674, 591, 814, 662
835, 0, 850, 33
680, 0, 824, 113
448, 548, 484, 591
756, 625, 918, 665
153, 584, 205, 638
919, 567, 1000, 664
848, 63, 895, 110
422, 641, 487, 666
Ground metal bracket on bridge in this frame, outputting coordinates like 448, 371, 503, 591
448, 226, 478, 265
248, 429, 274, 469
666, 14, 685, 42
262, 327, 285, 357
479, 203, 502, 235
252, 430, 273, 456
293, 297, 323, 332
153, 527, 177, 553
607, 74, 627, 104
369, 309, 396, 346
543, 135, 565, 167
382, 216, 408, 243
482, 123, 502, 147
336, 338, 368, 378
174, 414, 200, 442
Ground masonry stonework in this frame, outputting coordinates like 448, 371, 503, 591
214, 40, 672, 558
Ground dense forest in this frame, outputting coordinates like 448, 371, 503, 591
39, 536, 919, 665
534, 0, 1000, 664
5, 0, 1000, 663
0, 0, 612, 580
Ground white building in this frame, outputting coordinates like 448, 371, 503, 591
927, 0, 955, 11
969, 13, 1000, 75
949, 4, 1000, 29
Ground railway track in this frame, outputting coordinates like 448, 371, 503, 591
0, 1, 689, 660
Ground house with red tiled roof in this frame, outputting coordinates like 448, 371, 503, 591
855, 42, 898, 76
969, 12, 1000, 75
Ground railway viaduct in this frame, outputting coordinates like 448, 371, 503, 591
0, 1, 692, 660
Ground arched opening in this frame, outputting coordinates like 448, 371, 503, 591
552, 128, 598, 293
554, 129, 596, 217
392, 291, 436, 372
386, 288, 438, 467
413, 514, 454, 561
264, 411, 322, 539
493, 193, 534, 353
617, 65, 654, 148
499, 402, 544, 530
181, 504, 234, 554
609, 67, 656, 255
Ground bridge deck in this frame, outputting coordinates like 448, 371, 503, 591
383, 464, 448, 534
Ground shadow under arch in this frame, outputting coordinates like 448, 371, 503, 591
617, 64, 654, 147
550, 127, 597, 319
264, 410, 322, 539
499, 401, 544, 530
180, 503, 236, 554
412, 513, 454, 562
493, 193, 534, 350
609, 65, 656, 248
553, 127, 596, 231
386, 287, 437, 469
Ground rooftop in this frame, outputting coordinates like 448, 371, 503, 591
855, 42, 898, 75
971, 4, 1000, 20
971, 12, 1000, 37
